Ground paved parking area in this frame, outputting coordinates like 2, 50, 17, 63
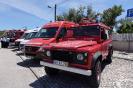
0, 47, 133, 88
0, 48, 44, 88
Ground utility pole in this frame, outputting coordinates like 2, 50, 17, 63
48, 4, 57, 22
54, 4, 57, 21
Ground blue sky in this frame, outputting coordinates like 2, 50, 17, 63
0, 0, 132, 30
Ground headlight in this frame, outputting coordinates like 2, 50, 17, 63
46, 51, 51, 57
77, 54, 84, 61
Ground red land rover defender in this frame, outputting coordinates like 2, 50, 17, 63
24, 21, 78, 58
39, 19, 113, 87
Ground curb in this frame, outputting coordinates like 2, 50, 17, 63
113, 55, 133, 61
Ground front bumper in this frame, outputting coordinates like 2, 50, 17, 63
40, 61, 92, 76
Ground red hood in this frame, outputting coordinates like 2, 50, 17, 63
50, 40, 97, 49
26, 38, 55, 46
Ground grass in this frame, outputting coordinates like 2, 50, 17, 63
0, 31, 4, 37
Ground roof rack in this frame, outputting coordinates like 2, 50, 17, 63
79, 18, 97, 25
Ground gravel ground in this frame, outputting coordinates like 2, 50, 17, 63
100, 58, 133, 88
113, 51, 133, 61
15, 50, 133, 88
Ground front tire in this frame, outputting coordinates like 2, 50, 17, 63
45, 67, 59, 76
106, 48, 113, 63
6, 42, 9, 48
91, 60, 102, 87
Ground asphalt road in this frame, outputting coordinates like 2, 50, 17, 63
0, 46, 133, 88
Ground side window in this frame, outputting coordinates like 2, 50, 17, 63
58, 28, 67, 38
60, 28, 67, 36
101, 28, 107, 40
65, 28, 74, 38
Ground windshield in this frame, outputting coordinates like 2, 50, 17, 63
20, 33, 29, 39
25, 32, 37, 40
35, 27, 58, 38
74, 26, 100, 37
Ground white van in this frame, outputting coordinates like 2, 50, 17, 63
15, 30, 31, 47
19, 27, 41, 51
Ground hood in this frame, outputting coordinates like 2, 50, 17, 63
15, 39, 24, 42
50, 40, 97, 50
20, 40, 29, 45
26, 38, 55, 46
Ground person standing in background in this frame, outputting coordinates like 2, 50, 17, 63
96, 13, 102, 23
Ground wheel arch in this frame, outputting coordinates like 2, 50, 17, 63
109, 44, 113, 50
91, 51, 102, 68
108, 44, 113, 55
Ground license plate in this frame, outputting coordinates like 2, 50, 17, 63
53, 60, 68, 67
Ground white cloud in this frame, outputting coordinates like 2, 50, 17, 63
0, 3, 11, 12
0, 0, 130, 21
0, 0, 107, 20
0, 0, 54, 21
44, 0, 67, 6
0, 0, 75, 21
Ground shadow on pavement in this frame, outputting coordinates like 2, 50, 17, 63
17, 59, 42, 68
101, 60, 111, 72
11, 48, 19, 52
29, 66, 111, 88
29, 60, 110, 88
29, 79, 44, 88
16, 52, 24, 56
116, 57, 133, 62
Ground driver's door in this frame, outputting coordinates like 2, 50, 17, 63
101, 29, 109, 59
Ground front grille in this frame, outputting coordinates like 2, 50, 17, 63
25, 46, 39, 52
51, 50, 76, 63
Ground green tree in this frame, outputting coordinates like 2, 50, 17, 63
57, 6, 95, 23
75, 6, 86, 23
102, 5, 124, 27
117, 18, 133, 33
0, 31, 4, 37
57, 5, 123, 28
57, 8, 77, 22
86, 6, 96, 19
